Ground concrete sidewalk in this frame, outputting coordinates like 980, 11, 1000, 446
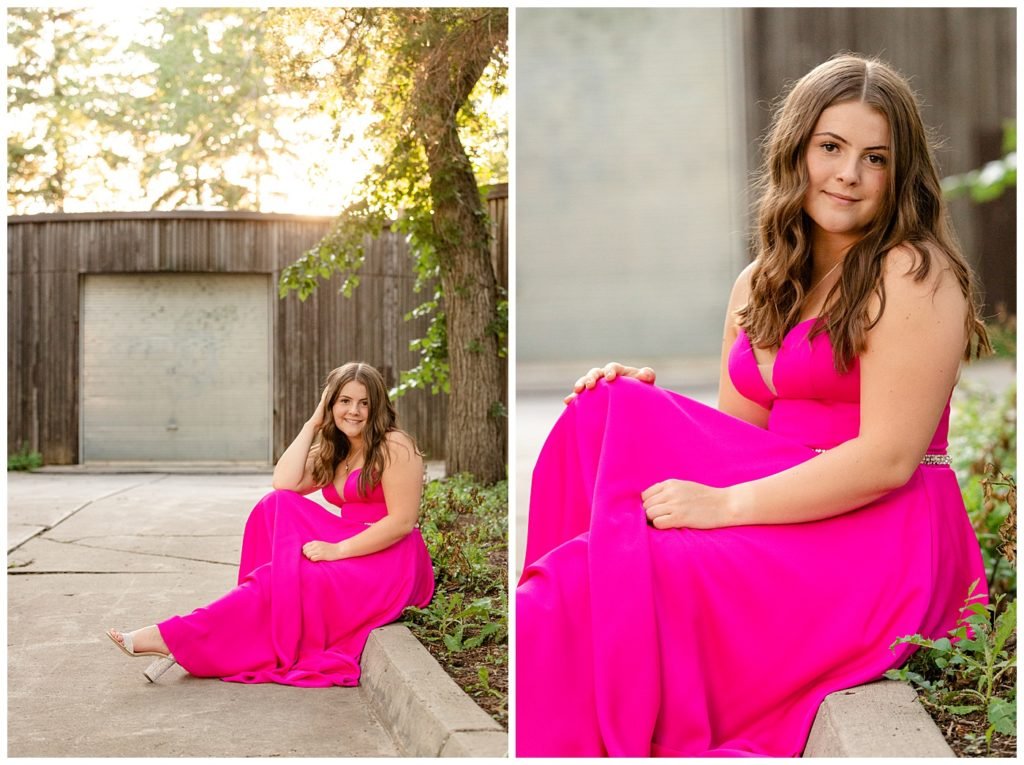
7, 469, 502, 757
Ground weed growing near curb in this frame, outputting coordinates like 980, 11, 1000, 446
403, 474, 508, 728
886, 582, 1016, 756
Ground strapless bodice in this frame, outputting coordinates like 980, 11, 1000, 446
728, 317, 950, 453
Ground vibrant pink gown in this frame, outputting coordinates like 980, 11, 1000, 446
516, 317, 986, 756
158, 469, 434, 687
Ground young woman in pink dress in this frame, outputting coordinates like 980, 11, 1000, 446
517, 54, 990, 756
107, 362, 434, 686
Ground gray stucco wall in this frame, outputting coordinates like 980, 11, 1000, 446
517, 8, 749, 365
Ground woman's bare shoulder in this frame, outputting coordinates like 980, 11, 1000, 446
724, 260, 757, 327
383, 430, 421, 464
872, 242, 968, 332
733, 260, 757, 293
882, 243, 965, 302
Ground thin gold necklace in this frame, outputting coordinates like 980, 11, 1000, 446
807, 259, 842, 297
344, 448, 364, 475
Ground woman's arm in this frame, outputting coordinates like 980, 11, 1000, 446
302, 431, 424, 561
718, 262, 771, 428
272, 388, 328, 494
644, 246, 967, 529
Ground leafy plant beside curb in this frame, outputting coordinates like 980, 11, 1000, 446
403, 474, 508, 728
885, 582, 1016, 756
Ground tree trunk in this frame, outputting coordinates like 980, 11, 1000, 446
414, 11, 507, 484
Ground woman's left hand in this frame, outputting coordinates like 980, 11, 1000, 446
302, 540, 345, 562
641, 479, 736, 530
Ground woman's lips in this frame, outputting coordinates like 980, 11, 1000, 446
825, 190, 859, 203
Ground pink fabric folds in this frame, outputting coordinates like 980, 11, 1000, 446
159, 470, 434, 687
516, 321, 986, 756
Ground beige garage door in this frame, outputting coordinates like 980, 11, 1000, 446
81, 273, 271, 462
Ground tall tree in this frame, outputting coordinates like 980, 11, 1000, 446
7, 8, 127, 212
267, 8, 508, 483
124, 7, 293, 209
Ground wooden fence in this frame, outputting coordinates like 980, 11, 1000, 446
8, 183, 507, 465
743, 7, 1016, 315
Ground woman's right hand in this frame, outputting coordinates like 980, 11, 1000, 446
307, 386, 331, 429
564, 362, 656, 404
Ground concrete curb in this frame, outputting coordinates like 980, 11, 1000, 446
804, 679, 953, 757
362, 623, 507, 757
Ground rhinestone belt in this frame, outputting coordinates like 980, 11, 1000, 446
811, 448, 952, 466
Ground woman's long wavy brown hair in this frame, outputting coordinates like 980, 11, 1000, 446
737, 54, 990, 371
310, 362, 417, 496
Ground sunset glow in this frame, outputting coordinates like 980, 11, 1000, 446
8, 8, 506, 218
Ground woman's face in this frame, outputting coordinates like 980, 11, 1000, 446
332, 380, 370, 441
802, 100, 890, 252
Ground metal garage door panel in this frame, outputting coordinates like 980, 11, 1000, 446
82, 274, 271, 462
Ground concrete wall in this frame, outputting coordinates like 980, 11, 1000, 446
517, 8, 749, 365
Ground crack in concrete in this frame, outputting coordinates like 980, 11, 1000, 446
54, 534, 238, 543
39, 538, 236, 568
8, 570, 174, 576
7, 474, 171, 555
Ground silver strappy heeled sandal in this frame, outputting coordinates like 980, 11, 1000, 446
106, 628, 177, 682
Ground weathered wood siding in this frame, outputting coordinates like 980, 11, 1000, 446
8, 184, 508, 465
488, 182, 510, 430
743, 7, 1016, 314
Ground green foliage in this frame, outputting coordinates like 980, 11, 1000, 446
985, 310, 1016, 360
885, 585, 1016, 752
488, 287, 509, 359
7, 442, 43, 471
401, 473, 507, 724
406, 591, 506, 653
7, 7, 304, 213
469, 662, 508, 722
888, 380, 1017, 753
403, 474, 507, 652
942, 119, 1017, 203
123, 8, 295, 209
278, 201, 384, 301
392, 297, 450, 396
266, 8, 507, 397
950, 382, 1016, 597
7, 8, 130, 212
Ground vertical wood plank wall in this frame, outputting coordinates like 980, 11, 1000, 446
742, 7, 1016, 314
8, 184, 508, 465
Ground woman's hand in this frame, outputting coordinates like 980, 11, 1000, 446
564, 362, 656, 404
307, 386, 331, 429
302, 540, 346, 562
641, 479, 737, 530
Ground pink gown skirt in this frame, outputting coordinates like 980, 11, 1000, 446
159, 472, 434, 687
517, 320, 986, 756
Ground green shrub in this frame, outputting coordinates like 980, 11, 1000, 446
8, 442, 42, 471
950, 382, 1016, 597
402, 473, 508, 726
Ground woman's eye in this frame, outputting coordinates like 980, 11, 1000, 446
821, 142, 839, 152
867, 153, 887, 165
